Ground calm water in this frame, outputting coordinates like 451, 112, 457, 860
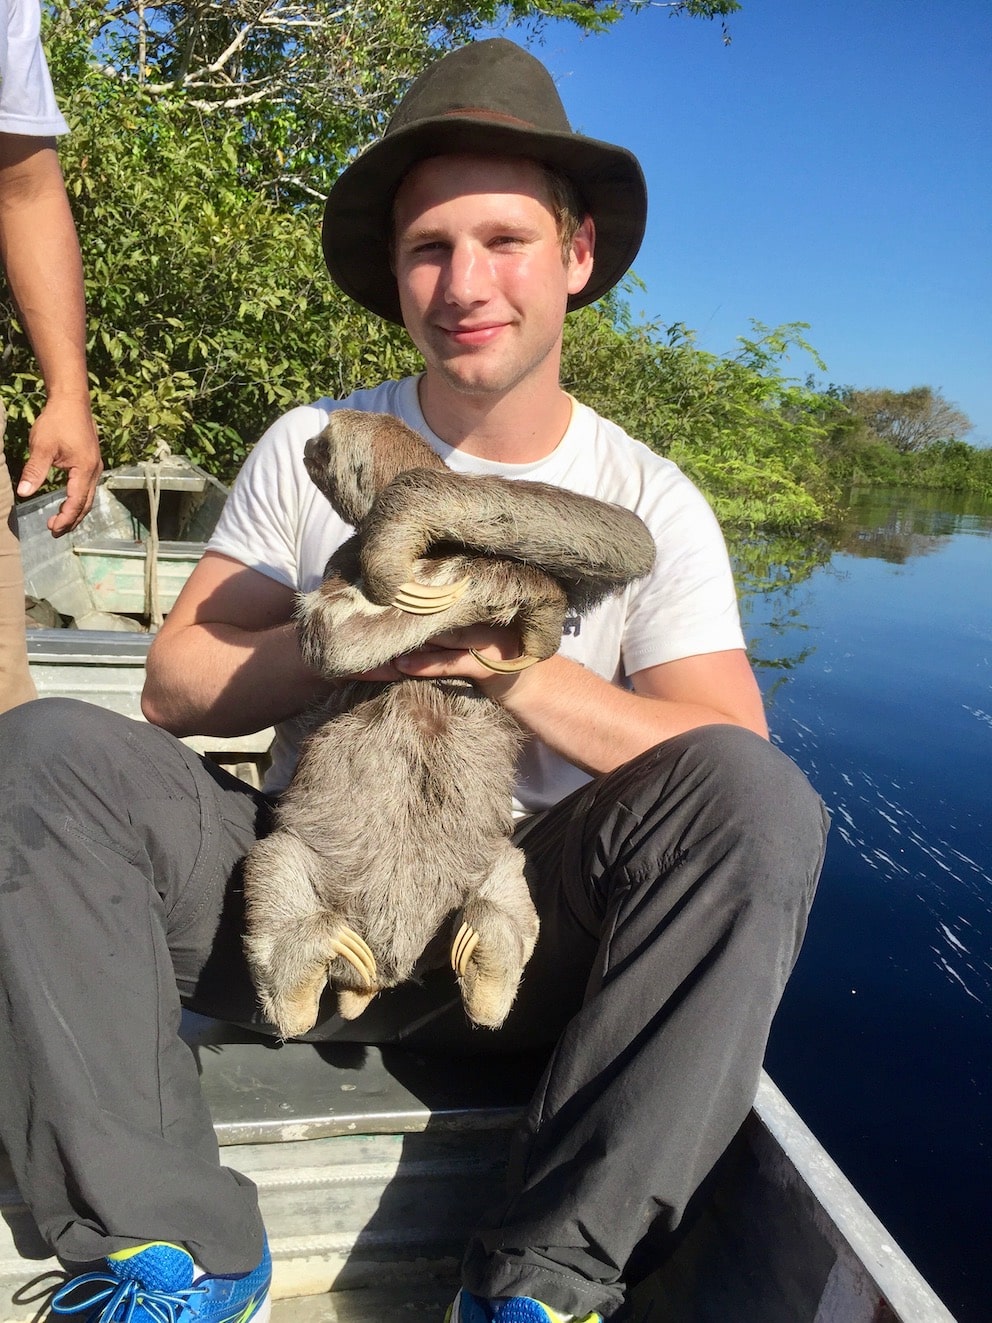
737, 491, 992, 1322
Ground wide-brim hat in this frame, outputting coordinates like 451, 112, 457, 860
321, 38, 648, 326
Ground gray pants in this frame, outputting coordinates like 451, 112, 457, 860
0, 698, 828, 1317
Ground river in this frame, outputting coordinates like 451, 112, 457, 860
734, 489, 992, 1322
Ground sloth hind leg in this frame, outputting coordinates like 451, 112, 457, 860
337, 987, 379, 1020
452, 843, 540, 1029
244, 833, 377, 1038
254, 911, 377, 1038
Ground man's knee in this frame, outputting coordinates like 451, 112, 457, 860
597, 724, 829, 891
0, 695, 125, 765
0, 698, 193, 822
592, 728, 828, 988
620, 721, 818, 803
683, 723, 827, 839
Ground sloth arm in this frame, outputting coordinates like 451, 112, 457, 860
359, 469, 654, 607
142, 550, 331, 738
395, 634, 769, 776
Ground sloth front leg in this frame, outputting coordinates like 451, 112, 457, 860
358, 469, 475, 607
298, 539, 568, 679
360, 467, 656, 612
464, 562, 569, 673
296, 564, 480, 678
388, 557, 569, 674
452, 841, 540, 1029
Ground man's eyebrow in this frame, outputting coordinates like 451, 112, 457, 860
399, 216, 542, 244
398, 223, 448, 245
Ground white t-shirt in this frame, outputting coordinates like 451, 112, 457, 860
0, 0, 68, 136
208, 376, 746, 814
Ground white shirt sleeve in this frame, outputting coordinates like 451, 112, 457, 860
0, 0, 69, 135
206, 400, 362, 598
206, 405, 328, 590
622, 473, 745, 676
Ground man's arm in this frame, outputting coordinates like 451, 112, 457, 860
393, 629, 769, 775
493, 647, 769, 773
0, 134, 101, 534
141, 550, 331, 738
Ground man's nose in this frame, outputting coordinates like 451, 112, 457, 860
444, 243, 489, 306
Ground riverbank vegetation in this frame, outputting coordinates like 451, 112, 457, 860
2, 2, 987, 535
815, 387, 990, 504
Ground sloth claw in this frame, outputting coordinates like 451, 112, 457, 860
468, 649, 541, 673
391, 577, 470, 615
329, 925, 377, 985
451, 921, 481, 977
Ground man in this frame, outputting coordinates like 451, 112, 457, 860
0, 38, 828, 1323
0, 0, 102, 712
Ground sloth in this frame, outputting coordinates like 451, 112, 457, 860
243, 410, 656, 1040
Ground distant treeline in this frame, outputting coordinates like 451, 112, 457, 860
2, 2, 985, 533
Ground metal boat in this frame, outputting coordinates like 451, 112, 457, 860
0, 1020, 957, 1323
19, 453, 228, 632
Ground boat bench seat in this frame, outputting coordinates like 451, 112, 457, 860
180, 1012, 539, 1147
72, 538, 211, 561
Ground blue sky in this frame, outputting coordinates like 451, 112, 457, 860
506, 0, 992, 444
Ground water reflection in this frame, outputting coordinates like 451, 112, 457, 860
730, 487, 992, 668
731, 489, 992, 1322
733, 489, 992, 1005
728, 532, 831, 679
836, 488, 992, 563
730, 487, 992, 600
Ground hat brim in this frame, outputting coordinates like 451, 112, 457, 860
322, 117, 648, 326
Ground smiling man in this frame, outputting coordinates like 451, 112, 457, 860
393, 154, 594, 414
0, 38, 828, 1323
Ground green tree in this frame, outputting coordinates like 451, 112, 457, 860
49, 1, 740, 204
23, 0, 924, 532
902, 438, 992, 497
843, 385, 973, 453
811, 384, 989, 499
562, 310, 838, 530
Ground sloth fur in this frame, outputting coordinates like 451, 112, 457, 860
242, 410, 655, 1039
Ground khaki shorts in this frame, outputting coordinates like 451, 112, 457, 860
0, 400, 38, 711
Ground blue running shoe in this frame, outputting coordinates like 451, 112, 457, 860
446, 1291, 495, 1323
50, 1236, 272, 1323
447, 1291, 600, 1323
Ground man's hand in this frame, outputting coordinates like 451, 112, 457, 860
17, 394, 102, 536
364, 623, 529, 693
392, 628, 770, 777
344, 623, 770, 780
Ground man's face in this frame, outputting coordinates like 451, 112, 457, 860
391, 154, 594, 403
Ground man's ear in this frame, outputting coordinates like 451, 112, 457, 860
566, 215, 596, 298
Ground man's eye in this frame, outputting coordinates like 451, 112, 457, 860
488, 238, 527, 256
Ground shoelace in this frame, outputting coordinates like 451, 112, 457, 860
51, 1273, 207, 1323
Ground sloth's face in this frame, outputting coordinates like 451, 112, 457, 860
392, 154, 594, 410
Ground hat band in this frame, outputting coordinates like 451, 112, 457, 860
435, 106, 550, 132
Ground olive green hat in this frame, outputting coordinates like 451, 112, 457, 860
321, 38, 648, 325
